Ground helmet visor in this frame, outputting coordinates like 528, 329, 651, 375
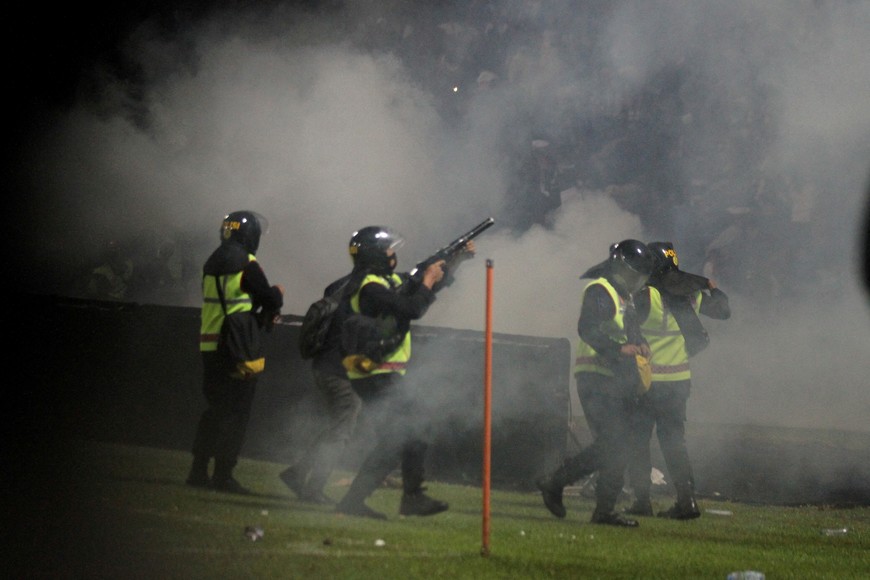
613, 266, 649, 294
249, 212, 269, 236
378, 227, 404, 251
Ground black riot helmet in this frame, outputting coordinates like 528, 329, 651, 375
647, 241, 679, 275
349, 226, 405, 272
646, 240, 710, 294
608, 239, 655, 293
221, 210, 268, 255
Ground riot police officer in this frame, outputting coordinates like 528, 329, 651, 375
334, 225, 475, 519
625, 241, 730, 519
537, 239, 655, 527
187, 210, 284, 494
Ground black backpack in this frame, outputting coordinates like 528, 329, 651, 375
298, 272, 404, 364
298, 276, 352, 359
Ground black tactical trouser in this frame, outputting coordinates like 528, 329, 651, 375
557, 372, 637, 515
340, 373, 429, 504
191, 351, 257, 479
627, 380, 695, 501
292, 369, 363, 492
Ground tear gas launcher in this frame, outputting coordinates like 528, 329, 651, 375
407, 217, 495, 288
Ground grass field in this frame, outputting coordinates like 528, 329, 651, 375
8, 440, 869, 579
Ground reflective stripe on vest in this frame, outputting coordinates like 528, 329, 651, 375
641, 286, 700, 381
199, 254, 256, 352
573, 278, 628, 377
346, 272, 410, 379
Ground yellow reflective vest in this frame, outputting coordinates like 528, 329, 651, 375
346, 272, 411, 379
641, 286, 701, 382
573, 277, 629, 377
199, 254, 256, 352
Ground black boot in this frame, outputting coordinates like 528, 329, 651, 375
335, 472, 387, 520
283, 464, 334, 504
536, 459, 578, 519
536, 474, 566, 519
591, 510, 639, 527
186, 457, 210, 488
336, 497, 387, 520
212, 459, 252, 495
657, 482, 701, 520
657, 496, 700, 520
400, 488, 449, 516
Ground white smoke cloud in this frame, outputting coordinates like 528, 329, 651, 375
18, 0, 870, 432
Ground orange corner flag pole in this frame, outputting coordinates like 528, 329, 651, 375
481, 259, 493, 557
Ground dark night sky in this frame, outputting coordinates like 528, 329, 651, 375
11, 3, 243, 136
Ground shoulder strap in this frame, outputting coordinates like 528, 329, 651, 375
213, 275, 228, 315
336, 275, 353, 296
338, 270, 368, 297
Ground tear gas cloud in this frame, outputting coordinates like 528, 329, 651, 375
17, 1, 870, 433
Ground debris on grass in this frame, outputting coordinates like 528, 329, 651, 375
244, 525, 264, 541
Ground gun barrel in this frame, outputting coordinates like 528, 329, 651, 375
409, 217, 495, 280
452, 217, 495, 246
469, 216, 495, 237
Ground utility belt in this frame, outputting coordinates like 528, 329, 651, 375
575, 354, 651, 395
343, 354, 407, 375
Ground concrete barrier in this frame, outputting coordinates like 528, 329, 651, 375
22, 293, 569, 489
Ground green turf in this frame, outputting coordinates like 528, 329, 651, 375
10, 441, 870, 579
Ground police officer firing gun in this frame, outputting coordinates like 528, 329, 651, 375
334, 217, 493, 519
